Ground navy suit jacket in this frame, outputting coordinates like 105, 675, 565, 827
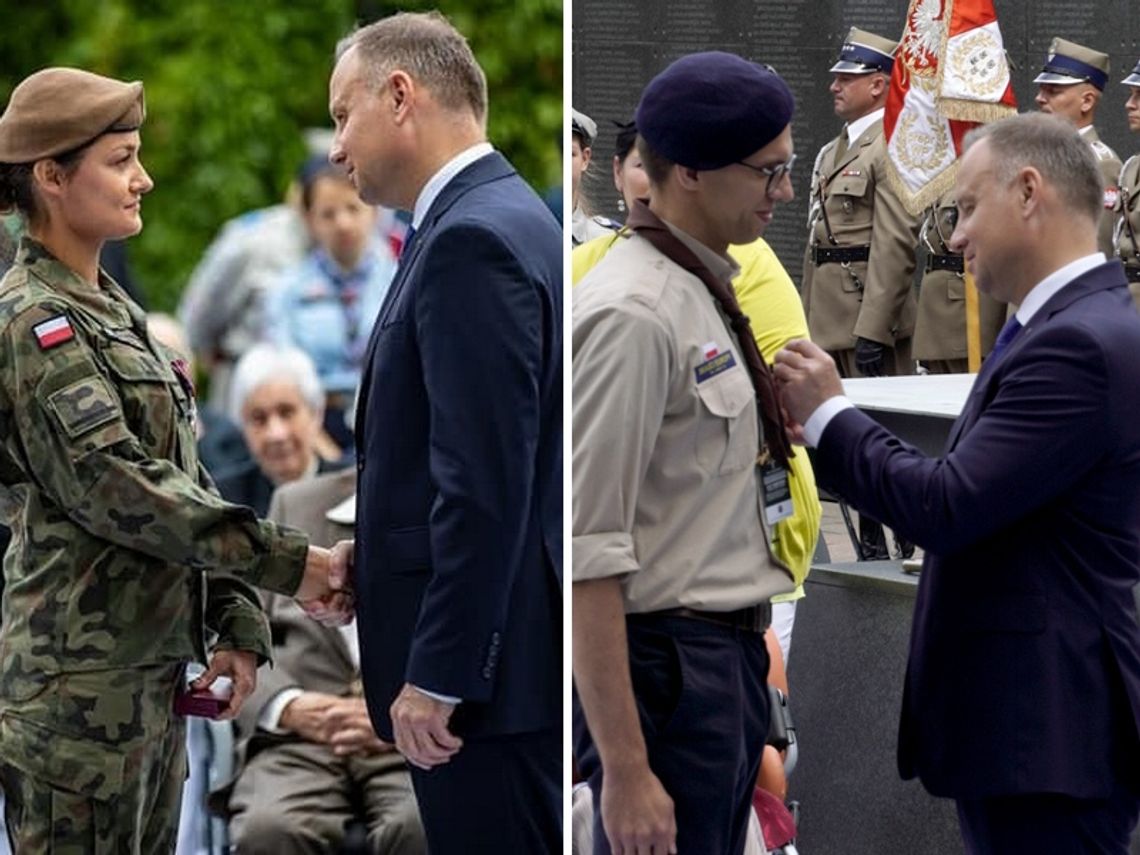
813, 261, 1140, 799
352, 152, 562, 742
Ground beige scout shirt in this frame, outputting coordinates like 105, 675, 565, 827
572, 225, 794, 614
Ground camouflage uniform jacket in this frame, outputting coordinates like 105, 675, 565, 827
0, 238, 309, 701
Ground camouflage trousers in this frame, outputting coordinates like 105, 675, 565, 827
0, 664, 186, 854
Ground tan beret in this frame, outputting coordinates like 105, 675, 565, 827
0, 67, 145, 163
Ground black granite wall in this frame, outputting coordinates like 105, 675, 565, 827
572, 0, 1140, 285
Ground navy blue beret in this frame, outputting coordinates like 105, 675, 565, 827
635, 51, 795, 171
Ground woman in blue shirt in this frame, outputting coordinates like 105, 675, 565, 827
264, 158, 397, 449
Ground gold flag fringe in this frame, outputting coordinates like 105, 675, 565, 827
885, 158, 959, 218
937, 98, 1017, 125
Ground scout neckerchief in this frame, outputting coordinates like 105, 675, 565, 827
627, 199, 795, 468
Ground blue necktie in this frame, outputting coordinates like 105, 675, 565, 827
980, 316, 1022, 376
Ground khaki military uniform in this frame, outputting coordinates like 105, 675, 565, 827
1084, 126, 1124, 259
801, 119, 921, 377
913, 196, 1007, 372
1114, 154, 1140, 310
571, 206, 619, 247
0, 238, 309, 851
573, 230, 794, 610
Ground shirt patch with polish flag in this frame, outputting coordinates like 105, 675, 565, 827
841, 169, 862, 177
701, 340, 720, 359
694, 350, 737, 384
33, 315, 75, 350
1104, 187, 1120, 209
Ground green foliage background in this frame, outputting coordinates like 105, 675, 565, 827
0, 0, 563, 310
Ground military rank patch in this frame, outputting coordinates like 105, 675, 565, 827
33, 315, 75, 349
694, 350, 737, 384
46, 375, 122, 441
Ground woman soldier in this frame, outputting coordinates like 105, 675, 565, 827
0, 68, 344, 850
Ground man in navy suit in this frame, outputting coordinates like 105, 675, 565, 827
323, 12, 562, 853
775, 113, 1140, 853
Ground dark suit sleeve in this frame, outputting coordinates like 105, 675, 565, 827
407, 222, 544, 702
815, 321, 1111, 553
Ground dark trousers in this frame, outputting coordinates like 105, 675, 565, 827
409, 727, 561, 854
573, 613, 771, 855
956, 783, 1140, 855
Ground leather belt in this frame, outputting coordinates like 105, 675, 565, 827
925, 253, 964, 274
655, 603, 771, 634
811, 245, 871, 265
1125, 265, 1140, 284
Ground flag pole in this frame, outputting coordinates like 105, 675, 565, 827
964, 270, 981, 372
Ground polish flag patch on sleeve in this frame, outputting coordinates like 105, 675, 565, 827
33, 315, 75, 350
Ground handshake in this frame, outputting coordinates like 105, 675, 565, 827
295, 540, 356, 626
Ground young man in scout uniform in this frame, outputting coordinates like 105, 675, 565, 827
573, 52, 798, 855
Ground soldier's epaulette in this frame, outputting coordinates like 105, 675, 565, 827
1089, 139, 1115, 160
590, 215, 622, 232
0, 267, 40, 325
1121, 155, 1140, 186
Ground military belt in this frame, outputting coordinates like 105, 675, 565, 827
654, 603, 771, 634
812, 245, 870, 266
925, 253, 964, 274
1125, 265, 1140, 284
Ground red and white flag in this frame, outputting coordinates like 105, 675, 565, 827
884, 0, 1017, 215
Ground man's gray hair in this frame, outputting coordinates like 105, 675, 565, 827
228, 343, 324, 425
336, 11, 488, 124
962, 113, 1102, 223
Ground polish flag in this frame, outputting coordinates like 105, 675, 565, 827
33, 315, 75, 349
884, 0, 1017, 215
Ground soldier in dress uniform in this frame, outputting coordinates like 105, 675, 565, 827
1115, 58, 1140, 310
802, 27, 920, 380
571, 108, 619, 246
913, 195, 1006, 373
1034, 37, 1122, 259
0, 68, 345, 851
803, 27, 920, 559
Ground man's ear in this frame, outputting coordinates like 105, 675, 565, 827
1017, 165, 1043, 215
675, 164, 701, 191
388, 70, 415, 123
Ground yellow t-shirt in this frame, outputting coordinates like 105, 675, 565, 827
572, 232, 821, 598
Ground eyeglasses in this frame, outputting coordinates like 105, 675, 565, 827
735, 152, 796, 198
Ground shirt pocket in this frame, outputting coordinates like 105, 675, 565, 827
694, 367, 756, 475
100, 342, 178, 454
831, 174, 869, 222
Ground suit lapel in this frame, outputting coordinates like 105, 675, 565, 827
354, 152, 517, 445
945, 262, 1123, 451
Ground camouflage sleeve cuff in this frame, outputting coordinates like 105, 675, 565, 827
212, 609, 273, 667
246, 522, 309, 596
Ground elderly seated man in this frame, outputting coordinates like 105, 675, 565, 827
212, 467, 426, 853
215, 342, 349, 515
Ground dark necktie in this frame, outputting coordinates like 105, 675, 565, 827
626, 200, 795, 467
979, 316, 1023, 377
399, 225, 417, 262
